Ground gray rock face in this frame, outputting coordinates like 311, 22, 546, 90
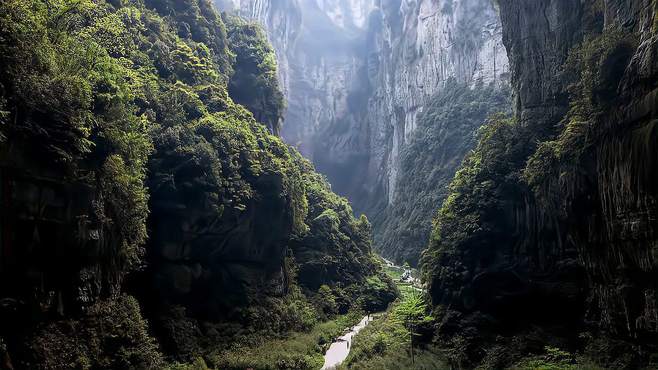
216, 0, 508, 214
496, 0, 597, 136
362, 0, 509, 207
423, 0, 657, 366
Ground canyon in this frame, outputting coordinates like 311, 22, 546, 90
217, 0, 510, 264
0, 0, 656, 369
221, 0, 658, 367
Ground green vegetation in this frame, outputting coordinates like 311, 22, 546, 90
208, 311, 363, 370
421, 10, 656, 368
339, 287, 444, 370
0, 0, 396, 368
524, 27, 637, 205
5, 0, 652, 368
25, 295, 164, 369
384, 264, 404, 281
374, 81, 510, 266
391, 291, 433, 364
0, 0, 156, 286
510, 347, 602, 370
224, 15, 285, 135
289, 155, 398, 315
421, 113, 531, 310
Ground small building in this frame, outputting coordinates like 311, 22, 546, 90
400, 269, 413, 282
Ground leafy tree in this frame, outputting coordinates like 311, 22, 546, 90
392, 291, 432, 364
316, 284, 338, 316
224, 15, 285, 135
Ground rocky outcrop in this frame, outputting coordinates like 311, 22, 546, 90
216, 0, 510, 264
374, 83, 511, 266
498, 0, 658, 344
498, 0, 587, 131
146, 123, 298, 320
0, 143, 126, 315
423, 0, 658, 367
358, 0, 509, 208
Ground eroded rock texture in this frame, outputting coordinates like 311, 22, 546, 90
500, 0, 658, 343
216, 0, 510, 264
423, 0, 658, 367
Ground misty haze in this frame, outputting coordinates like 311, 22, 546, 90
0, 0, 656, 369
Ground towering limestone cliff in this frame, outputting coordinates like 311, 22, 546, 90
423, 0, 658, 367
0, 0, 394, 367
217, 0, 510, 264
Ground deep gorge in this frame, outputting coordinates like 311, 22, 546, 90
0, 0, 656, 369
218, 0, 510, 266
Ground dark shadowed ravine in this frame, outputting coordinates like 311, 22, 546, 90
0, 0, 656, 369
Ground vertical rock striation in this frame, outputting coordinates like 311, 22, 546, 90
216, 0, 510, 263
497, 0, 658, 347
423, 0, 658, 367
361, 0, 508, 207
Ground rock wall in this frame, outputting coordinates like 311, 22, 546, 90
374, 83, 511, 266
499, 0, 658, 347
422, 0, 658, 367
360, 0, 508, 207
216, 0, 509, 264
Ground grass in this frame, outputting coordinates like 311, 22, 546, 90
337, 306, 447, 370
339, 346, 448, 370
506, 347, 603, 370
397, 283, 420, 297
338, 279, 446, 370
384, 265, 404, 281
197, 311, 363, 370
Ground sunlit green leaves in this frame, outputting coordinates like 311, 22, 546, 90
224, 15, 285, 134
392, 291, 431, 331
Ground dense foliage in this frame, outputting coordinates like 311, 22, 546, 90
224, 14, 285, 136
339, 287, 440, 370
0, 0, 156, 300
25, 295, 165, 369
421, 114, 532, 308
422, 7, 657, 368
373, 82, 510, 266
0, 0, 395, 367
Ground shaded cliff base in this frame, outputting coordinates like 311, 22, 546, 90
420, 1, 658, 368
0, 264, 396, 369
433, 310, 657, 369
0, 0, 397, 368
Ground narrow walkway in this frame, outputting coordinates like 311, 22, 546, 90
321, 315, 374, 369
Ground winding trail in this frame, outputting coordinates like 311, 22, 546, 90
321, 315, 374, 370
320, 259, 425, 369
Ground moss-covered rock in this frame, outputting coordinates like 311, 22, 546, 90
224, 15, 285, 136
373, 81, 511, 266
0, 0, 394, 367
423, 1, 658, 368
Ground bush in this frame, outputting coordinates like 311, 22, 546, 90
25, 295, 164, 370
512, 346, 601, 370
373, 81, 510, 266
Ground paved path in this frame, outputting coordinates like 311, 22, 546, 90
321, 315, 373, 369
